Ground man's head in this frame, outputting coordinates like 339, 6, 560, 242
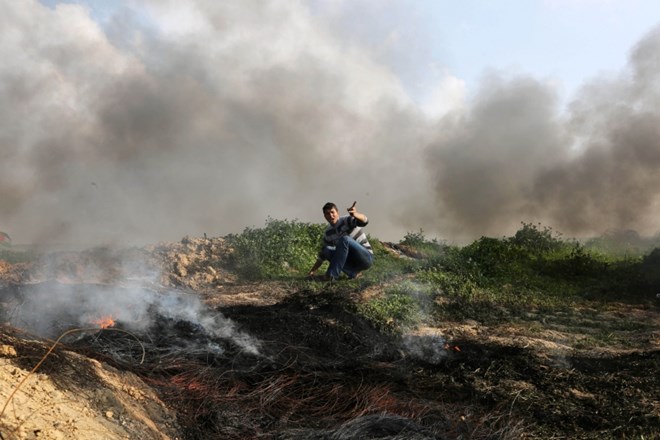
322, 202, 339, 225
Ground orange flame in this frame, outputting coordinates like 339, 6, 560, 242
93, 316, 116, 329
444, 343, 461, 352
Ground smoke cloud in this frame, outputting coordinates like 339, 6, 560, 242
1, 1, 660, 246
428, 26, 660, 240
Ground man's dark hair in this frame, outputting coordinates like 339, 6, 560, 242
322, 202, 337, 212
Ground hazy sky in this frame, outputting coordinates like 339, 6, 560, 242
3, 0, 660, 245
313, 0, 660, 110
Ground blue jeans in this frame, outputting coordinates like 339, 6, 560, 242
322, 236, 374, 279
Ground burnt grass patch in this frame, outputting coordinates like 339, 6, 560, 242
115, 291, 656, 440
412, 341, 659, 439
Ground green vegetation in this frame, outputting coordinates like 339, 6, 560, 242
223, 219, 658, 331
399, 229, 446, 259
356, 281, 433, 332
361, 237, 420, 282
225, 218, 325, 280
224, 218, 424, 282
584, 229, 660, 257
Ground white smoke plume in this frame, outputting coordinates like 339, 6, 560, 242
1, 1, 660, 246
6, 281, 260, 354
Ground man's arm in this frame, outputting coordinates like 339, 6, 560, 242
307, 258, 324, 277
347, 203, 368, 226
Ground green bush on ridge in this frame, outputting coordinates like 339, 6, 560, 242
221, 217, 660, 296
224, 218, 424, 282
427, 223, 656, 307
584, 229, 660, 257
225, 218, 325, 280
399, 229, 447, 261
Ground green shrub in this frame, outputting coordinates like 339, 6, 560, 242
462, 237, 513, 270
508, 222, 564, 256
357, 286, 423, 332
458, 223, 570, 281
419, 267, 478, 300
585, 230, 660, 257
398, 229, 445, 259
542, 244, 609, 279
407, 222, 658, 326
400, 229, 428, 247
226, 218, 324, 280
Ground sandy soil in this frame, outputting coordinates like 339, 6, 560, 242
0, 331, 181, 440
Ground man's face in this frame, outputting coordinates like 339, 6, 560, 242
323, 207, 339, 225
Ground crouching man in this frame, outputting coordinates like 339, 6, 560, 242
307, 201, 374, 281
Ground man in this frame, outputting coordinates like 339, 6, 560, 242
307, 201, 374, 281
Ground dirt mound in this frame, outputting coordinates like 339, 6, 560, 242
149, 236, 237, 291
0, 328, 181, 440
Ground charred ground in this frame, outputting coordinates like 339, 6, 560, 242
0, 222, 658, 439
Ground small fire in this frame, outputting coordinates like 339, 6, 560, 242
92, 315, 116, 329
444, 343, 461, 352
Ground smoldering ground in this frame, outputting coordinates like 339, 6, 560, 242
1, 280, 261, 355
1, 1, 660, 246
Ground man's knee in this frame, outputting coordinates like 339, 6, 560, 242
338, 236, 354, 245
321, 246, 335, 260
363, 254, 374, 270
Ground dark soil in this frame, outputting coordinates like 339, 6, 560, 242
85, 284, 652, 440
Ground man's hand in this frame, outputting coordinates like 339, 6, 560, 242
347, 201, 357, 216
347, 201, 367, 223
308, 259, 323, 278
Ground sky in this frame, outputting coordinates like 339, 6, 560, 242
2, 0, 660, 246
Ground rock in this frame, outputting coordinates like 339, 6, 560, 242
0, 344, 17, 357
